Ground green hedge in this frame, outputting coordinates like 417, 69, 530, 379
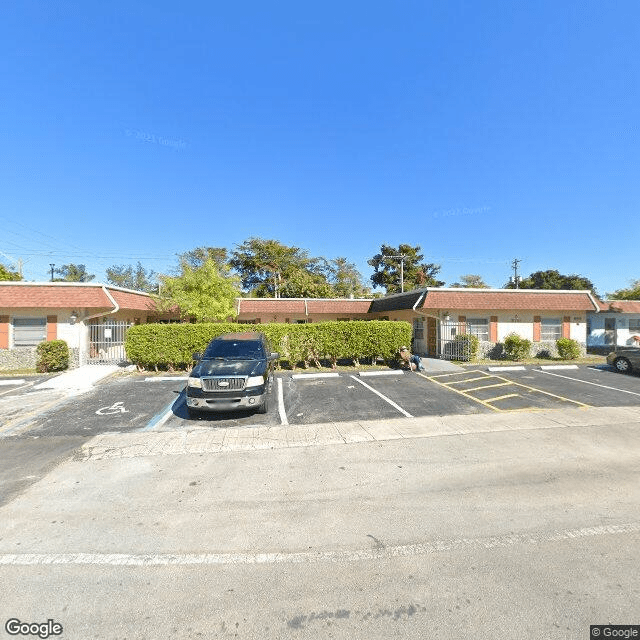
36, 339, 69, 372
124, 320, 413, 370
503, 333, 532, 361
556, 338, 581, 360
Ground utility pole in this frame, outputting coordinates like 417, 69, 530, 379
510, 258, 521, 289
50, 264, 55, 282
383, 254, 407, 293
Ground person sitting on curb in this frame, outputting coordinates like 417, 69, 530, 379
399, 346, 426, 372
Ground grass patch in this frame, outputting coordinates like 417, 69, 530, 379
457, 355, 607, 367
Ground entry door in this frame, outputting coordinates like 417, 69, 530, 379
426, 317, 437, 357
604, 318, 616, 345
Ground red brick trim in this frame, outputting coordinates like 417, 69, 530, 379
562, 316, 571, 339
46, 315, 57, 341
0, 315, 9, 349
533, 316, 541, 342
490, 316, 498, 343
458, 315, 466, 335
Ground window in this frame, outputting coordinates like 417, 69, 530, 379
467, 318, 488, 341
413, 319, 424, 340
629, 319, 640, 333
13, 317, 46, 346
541, 317, 562, 341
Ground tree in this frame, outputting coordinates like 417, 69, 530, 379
450, 274, 489, 288
178, 247, 229, 271
608, 279, 640, 300
326, 257, 370, 298
155, 258, 240, 322
505, 269, 597, 295
230, 237, 332, 298
106, 262, 157, 292
368, 243, 444, 294
0, 264, 21, 281
53, 264, 95, 282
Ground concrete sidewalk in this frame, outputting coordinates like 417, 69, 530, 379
81, 404, 640, 461
34, 365, 121, 394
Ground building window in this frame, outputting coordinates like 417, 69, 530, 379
413, 319, 424, 340
13, 317, 47, 346
629, 319, 640, 333
541, 317, 562, 341
467, 318, 489, 341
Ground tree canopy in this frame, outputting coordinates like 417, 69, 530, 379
450, 274, 489, 288
178, 246, 229, 271
155, 257, 240, 322
106, 262, 157, 292
368, 244, 444, 294
0, 264, 22, 281
53, 264, 95, 282
505, 269, 597, 295
607, 279, 640, 300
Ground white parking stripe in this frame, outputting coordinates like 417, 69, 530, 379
349, 375, 413, 418
277, 377, 288, 425
359, 370, 404, 377
1, 522, 636, 566
291, 373, 340, 380
539, 370, 640, 397
0, 379, 26, 386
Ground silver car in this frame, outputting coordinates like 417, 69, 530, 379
607, 348, 640, 373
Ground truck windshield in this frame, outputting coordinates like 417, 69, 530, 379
202, 340, 264, 359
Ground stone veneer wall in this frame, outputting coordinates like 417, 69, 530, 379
477, 340, 586, 360
0, 346, 80, 371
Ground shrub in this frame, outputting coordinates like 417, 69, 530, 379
503, 333, 531, 361
556, 338, 581, 360
124, 320, 413, 370
36, 340, 69, 372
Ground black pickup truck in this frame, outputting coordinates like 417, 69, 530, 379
185, 332, 279, 418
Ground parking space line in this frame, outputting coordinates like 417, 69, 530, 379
417, 372, 502, 412
465, 382, 512, 392
291, 373, 340, 380
0, 381, 33, 397
485, 393, 519, 403
359, 370, 404, 377
480, 371, 591, 408
0, 379, 27, 386
448, 376, 489, 385
141, 397, 184, 431
539, 370, 640, 397
349, 375, 413, 418
277, 377, 288, 425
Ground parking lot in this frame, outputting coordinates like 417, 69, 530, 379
1, 364, 640, 441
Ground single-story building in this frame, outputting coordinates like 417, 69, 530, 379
587, 300, 640, 350
233, 288, 600, 359
235, 297, 373, 324
0, 282, 157, 369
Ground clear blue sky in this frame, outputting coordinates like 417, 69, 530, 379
1, 1, 638, 296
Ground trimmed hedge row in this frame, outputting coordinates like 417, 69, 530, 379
124, 321, 413, 370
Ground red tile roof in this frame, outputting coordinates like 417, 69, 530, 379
238, 299, 306, 314
306, 299, 372, 314
420, 290, 598, 311
603, 300, 640, 313
0, 284, 155, 311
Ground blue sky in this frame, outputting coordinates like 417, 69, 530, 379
1, 1, 638, 296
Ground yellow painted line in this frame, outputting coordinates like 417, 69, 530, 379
0, 394, 70, 436
427, 370, 485, 379
484, 393, 519, 403
476, 371, 591, 408
464, 382, 512, 392
417, 372, 502, 412
447, 376, 489, 385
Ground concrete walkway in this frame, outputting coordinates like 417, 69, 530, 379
418, 357, 464, 373
34, 365, 121, 393
81, 404, 640, 461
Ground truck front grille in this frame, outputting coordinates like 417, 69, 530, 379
201, 377, 247, 392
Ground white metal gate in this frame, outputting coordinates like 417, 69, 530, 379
439, 320, 474, 361
88, 320, 132, 364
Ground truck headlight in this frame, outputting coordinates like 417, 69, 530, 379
187, 376, 202, 388
246, 376, 264, 388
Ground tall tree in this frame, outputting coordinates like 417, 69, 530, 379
368, 243, 444, 294
179, 247, 229, 271
53, 264, 95, 282
155, 257, 240, 322
230, 237, 331, 298
326, 257, 370, 297
505, 269, 597, 295
450, 274, 489, 288
0, 263, 22, 281
106, 262, 157, 292
608, 279, 640, 300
